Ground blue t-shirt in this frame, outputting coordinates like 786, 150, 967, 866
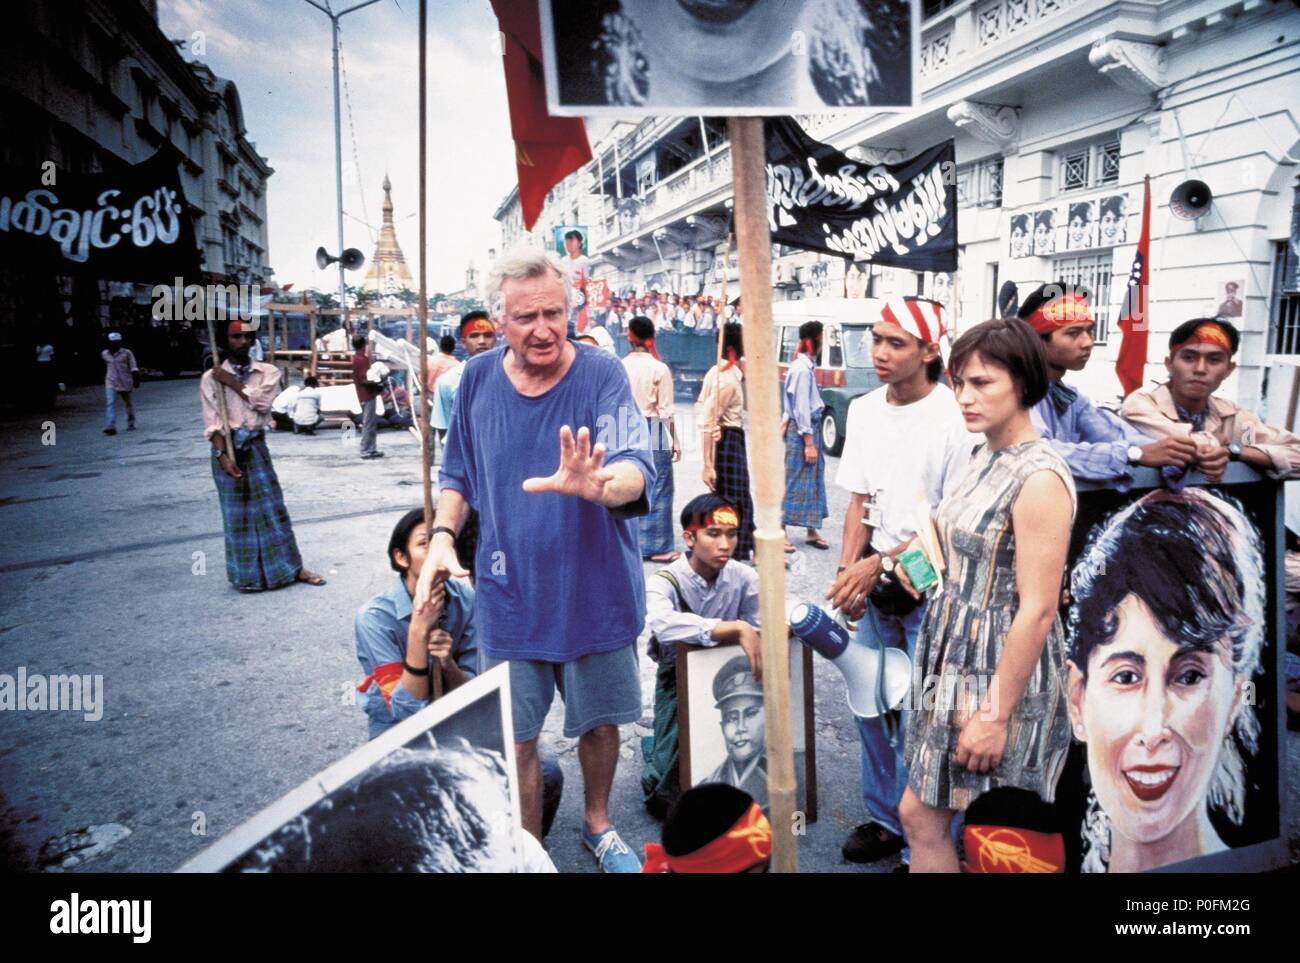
439, 343, 655, 662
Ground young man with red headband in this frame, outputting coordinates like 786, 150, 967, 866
782, 320, 830, 551
1018, 282, 1195, 488
431, 311, 497, 443
623, 315, 682, 563
642, 493, 762, 819
200, 320, 325, 591
643, 783, 772, 873
1122, 317, 1300, 480
825, 296, 974, 867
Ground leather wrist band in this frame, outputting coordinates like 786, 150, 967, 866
429, 526, 457, 541
403, 661, 430, 676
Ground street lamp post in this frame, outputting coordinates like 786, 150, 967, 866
301, 0, 383, 333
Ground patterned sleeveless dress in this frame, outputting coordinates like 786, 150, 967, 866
904, 439, 1076, 811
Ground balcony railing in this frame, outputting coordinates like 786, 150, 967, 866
918, 0, 1087, 84
595, 143, 732, 247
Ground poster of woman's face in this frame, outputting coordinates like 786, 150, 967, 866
1066, 200, 1098, 251
1032, 209, 1056, 256
1009, 213, 1031, 259
1063, 486, 1280, 873
540, 0, 917, 115
1098, 194, 1128, 246
845, 260, 869, 299
679, 644, 813, 816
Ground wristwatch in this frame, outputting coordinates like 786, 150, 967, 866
1126, 445, 1143, 466
879, 553, 897, 575
1227, 442, 1243, 461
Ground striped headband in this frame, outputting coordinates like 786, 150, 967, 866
880, 297, 946, 344
1172, 322, 1233, 354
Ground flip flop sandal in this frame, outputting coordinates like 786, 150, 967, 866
805, 537, 830, 550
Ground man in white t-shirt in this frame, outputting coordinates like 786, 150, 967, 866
293, 376, 324, 434
823, 297, 974, 869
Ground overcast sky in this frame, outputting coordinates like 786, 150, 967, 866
158, 0, 517, 294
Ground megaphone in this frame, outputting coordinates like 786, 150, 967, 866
316, 246, 366, 271
789, 602, 911, 718
1169, 179, 1213, 221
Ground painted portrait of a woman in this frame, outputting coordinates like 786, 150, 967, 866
1065, 488, 1265, 873
545, 0, 914, 112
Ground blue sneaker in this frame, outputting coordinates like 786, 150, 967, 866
582, 826, 641, 874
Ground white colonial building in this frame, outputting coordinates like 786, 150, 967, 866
495, 0, 1300, 418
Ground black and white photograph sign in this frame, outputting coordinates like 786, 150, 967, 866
539, 0, 917, 116
678, 642, 817, 819
766, 118, 958, 273
178, 666, 539, 873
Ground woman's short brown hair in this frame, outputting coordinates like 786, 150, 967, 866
948, 317, 1050, 409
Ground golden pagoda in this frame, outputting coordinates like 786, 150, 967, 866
363, 175, 414, 297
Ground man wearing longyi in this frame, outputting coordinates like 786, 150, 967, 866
413, 248, 656, 873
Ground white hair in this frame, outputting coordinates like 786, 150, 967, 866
486, 247, 573, 321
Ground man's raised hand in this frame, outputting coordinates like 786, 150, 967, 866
522, 425, 614, 505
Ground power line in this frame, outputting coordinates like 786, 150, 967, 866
337, 26, 374, 244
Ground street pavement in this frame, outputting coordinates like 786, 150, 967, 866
2, 376, 1297, 873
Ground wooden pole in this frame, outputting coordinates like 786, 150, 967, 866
204, 316, 235, 463
308, 306, 318, 378
728, 117, 796, 873
418, 0, 442, 701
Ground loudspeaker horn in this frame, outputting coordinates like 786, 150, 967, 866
1169, 179, 1213, 220
315, 246, 367, 271
789, 602, 911, 719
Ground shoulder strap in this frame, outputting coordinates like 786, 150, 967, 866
655, 569, 694, 615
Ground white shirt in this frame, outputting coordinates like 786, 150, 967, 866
836, 383, 977, 553
271, 384, 301, 415
293, 387, 322, 425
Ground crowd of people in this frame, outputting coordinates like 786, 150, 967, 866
594, 291, 741, 334
189, 243, 1300, 874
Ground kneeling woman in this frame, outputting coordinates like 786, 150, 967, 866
894, 318, 1076, 872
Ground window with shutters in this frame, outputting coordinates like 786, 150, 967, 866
1269, 241, 1300, 355
1052, 253, 1113, 344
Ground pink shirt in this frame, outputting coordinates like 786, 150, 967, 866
102, 349, 138, 391
426, 353, 461, 392
200, 360, 282, 442
621, 350, 675, 423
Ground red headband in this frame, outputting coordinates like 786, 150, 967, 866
1171, 322, 1233, 354
685, 506, 740, 533
1024, 293, 1093, 334
962, 825, 1064, 874
461, 319, 494, 337
642, 802, 772, 874
629, 330, 660, 360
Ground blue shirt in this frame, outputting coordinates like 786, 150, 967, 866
1031, 385, 1154, 491
431, 365, 463, 432
354, 573, 479, 739
782, 353, 824, 436
439, 343, 655, 662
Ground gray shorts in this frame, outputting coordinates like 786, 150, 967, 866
485, 643, 642, 743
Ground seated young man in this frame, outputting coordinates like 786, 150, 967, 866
642, 493, 762, 819
1122, 317, 1300, 480
270, 382, 301, 432
354, 507, 563, 834
292, 376, 324, 434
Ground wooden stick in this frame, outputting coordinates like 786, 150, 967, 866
204, 316, 235, 463
418, 0, 442, 701
308, 306, 318, 379
728, 116, 796, 873
709, 233, 732, 474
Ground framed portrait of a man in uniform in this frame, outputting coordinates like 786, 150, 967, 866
677, 642, 817, 820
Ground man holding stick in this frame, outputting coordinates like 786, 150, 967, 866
201, 320, 325, 592
414, 249, 655, 872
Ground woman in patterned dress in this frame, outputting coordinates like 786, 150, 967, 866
892, 318, 1077, 872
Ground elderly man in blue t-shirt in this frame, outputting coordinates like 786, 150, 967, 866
414, 248, 655, 873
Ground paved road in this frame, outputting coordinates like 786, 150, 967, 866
1, 377, 1297, 873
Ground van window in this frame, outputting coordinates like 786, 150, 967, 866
778, 326, 800, 364
826, 325, 843, 367
842, 324, 874, 367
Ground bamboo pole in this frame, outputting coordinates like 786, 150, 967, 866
418, 0, 442, 701
728, 117, 796, 873
308, 306, 318, 378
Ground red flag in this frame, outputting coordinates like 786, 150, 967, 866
489, 1, 591, 232
1115, 175, 1152, 397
